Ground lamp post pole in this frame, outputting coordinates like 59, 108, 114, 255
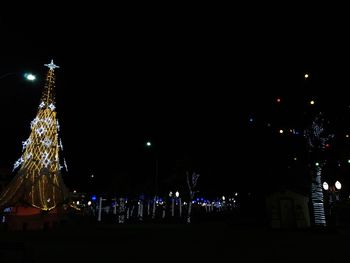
323, 180, 342, 227
146, 140, 159, 219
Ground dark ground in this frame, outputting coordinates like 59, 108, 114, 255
1, 218, 350, 263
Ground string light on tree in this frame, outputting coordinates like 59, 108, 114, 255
304, 112, 334, 226
0, 59, 70, 211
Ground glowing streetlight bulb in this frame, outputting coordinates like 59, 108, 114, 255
304, 73, 309, 79
175, 191, 179, 198
146, 141, 152, 147
24, 73, 36, 81
310, 100, 315, 105
315, 162, 319, 166
323, 182, 329, 191
335, 181, 342, 190
279, 129, 284, 134
87, 201, 92, 206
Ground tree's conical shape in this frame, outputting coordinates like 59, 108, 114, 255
0, 60, 69, 211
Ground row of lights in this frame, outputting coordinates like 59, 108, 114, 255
323, 181, 342, 191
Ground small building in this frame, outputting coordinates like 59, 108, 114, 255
266, 190, 310, 229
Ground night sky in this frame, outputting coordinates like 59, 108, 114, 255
1, 6, 350, 197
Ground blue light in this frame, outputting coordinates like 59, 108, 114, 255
91, 195, 97, 201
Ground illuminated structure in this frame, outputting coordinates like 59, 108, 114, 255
0, 60, 69, 212
304, 113, 334, 226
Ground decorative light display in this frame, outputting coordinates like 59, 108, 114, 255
186, 171, 200, 223
0, 60, 70, 211
304, 112, 334, 226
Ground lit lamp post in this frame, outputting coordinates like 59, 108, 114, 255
323, 180, 342, 203
146, 140, 159, 219
323, 180, 342, 226
176, 191, 182, 217
0, 72, 36, 81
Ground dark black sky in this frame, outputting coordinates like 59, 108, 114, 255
1, 5, 350, 197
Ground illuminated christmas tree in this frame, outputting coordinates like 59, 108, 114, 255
304, 112, 334, 226
0, 60, 69, 211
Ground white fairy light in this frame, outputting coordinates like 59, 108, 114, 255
48, 103, 56, 111
42, 138, 52, 147
42, 158, 51, 168
64, 158, 68, 171
22, 138, 32, 150
30, 117, 40, 128
43, 117, 52, 125
39, 101, 45, 108
36, 126, 46, 136
13, 157, 24, 171
60, 139, 64, 151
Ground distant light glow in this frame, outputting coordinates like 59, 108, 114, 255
315, 162, 319, 166
279, 129, 284, 134
323, 182, 329, 191
305, 73, 309, 79
91, 195, 97, 201
24, 73, 36, 81
310, 100, 315, 105
87, 201, 92, 206
276, 97, 281, 103
146, 141, 152, 147
335, 181, 342, 190
175, 191, 179, 198
346, 134, 349, 138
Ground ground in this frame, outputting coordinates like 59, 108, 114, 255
1, 219, 349, 262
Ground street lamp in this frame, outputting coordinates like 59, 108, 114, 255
0, 72, 37, 81
322, 180, 342, 198
323, 180, 342, 226
23, 73, 36, 81
146, 140, 159, 219
145, 140, 158, 196
335, 181, 342, 190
